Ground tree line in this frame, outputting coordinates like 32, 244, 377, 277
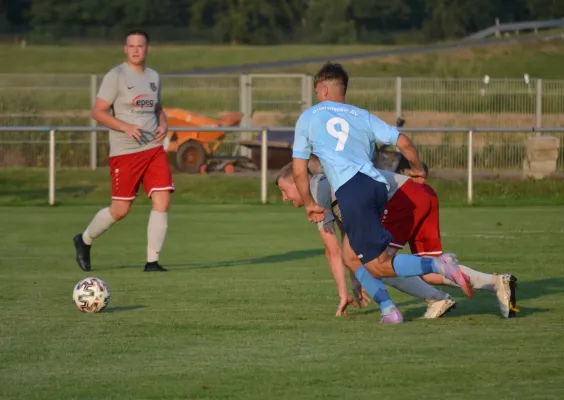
1, 0, 563, 44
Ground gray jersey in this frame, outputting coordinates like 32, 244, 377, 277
97, 62, 162, 157
377, 169, 409, 199
310, 169, 409, 226
310, 174, 336, 229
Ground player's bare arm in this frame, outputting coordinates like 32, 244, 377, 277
395, 134, 426, 181
318, 220, 355, 315
153, 103, 168, 142
292, 158, 326, 223
91, 98, 143, 142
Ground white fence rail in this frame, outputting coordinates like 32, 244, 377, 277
465, 18, 564, 40
4, 74, 564, 171
1, 126, 563, 207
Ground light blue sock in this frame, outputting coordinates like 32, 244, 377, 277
355, 265, 394, 313
392, 254, 437, 277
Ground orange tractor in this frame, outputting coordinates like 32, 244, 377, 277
162, 108, 251, 173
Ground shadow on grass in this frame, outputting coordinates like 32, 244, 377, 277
104, 305, 147, 313
356, 277, 561, 320
117, 248, 325, 270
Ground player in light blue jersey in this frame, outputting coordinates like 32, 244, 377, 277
291, 62, 473, 323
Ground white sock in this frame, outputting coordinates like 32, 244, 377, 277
383, 277, 447, 302
459, 265, 497, 291
82, 207, 116, 245
441, 277, 459, 288
147, 210, 168, 263
440, 265, 497, 292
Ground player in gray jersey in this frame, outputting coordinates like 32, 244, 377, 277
278, 163, 455, 319
277, 158, 518, 319
73, 29, 173, 273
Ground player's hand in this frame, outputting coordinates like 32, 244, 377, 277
124, 124, 144, 143
336, 296, 356, 316
405, 167, 426, 184
305, 202, 327, 223
351, 276, 371, 308
154, 125, 168, 143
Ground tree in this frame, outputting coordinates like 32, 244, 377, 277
302, 0, 356, 44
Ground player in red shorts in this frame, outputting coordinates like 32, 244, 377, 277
277, 158, 519, 319
73, 29, 173, 272
356, 173, 518, 318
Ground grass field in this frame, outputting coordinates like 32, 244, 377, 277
3, 39, 564, 130
1, 168, 564, 208
271, 40, 564, 78
2, 39, 564, 78
0, 44, 393, 74
1, 203, 563, 399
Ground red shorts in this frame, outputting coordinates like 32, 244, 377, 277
382, 181, 443, 256
109, 146, 174, 201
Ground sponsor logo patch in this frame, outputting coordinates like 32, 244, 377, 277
132, 94, 155, 108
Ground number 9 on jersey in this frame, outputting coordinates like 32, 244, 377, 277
326, 117, 349, 151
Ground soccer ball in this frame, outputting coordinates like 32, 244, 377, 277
72, 277, 111, 313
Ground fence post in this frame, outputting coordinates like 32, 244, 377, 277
467, 129, 473, 206
49, 129, 56, 206
396, 77, 402, 118
238, 74, 252, 157
302, 74, 313, 110
536, 78, 542, 134
90, 74, 97, 170
261, 129, 268, 204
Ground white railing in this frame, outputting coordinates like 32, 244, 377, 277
465, 18, 564, 40
0, 126, 563, 207
0, 126, 277, 206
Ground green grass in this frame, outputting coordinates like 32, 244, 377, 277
0, 204, 563, 399
1, 168, 564, 207
0, 44, 392, 74
267, 40, 564, 79
1, 40, 563, 124
2, 40, 564, 119
2, 39, 564, 78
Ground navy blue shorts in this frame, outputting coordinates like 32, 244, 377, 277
335, 172, 392, 263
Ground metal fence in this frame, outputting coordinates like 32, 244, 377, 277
465, 18, 564, 40
3, 73, 564, 128
2, 73, 564, 176
1, 126, 563, 207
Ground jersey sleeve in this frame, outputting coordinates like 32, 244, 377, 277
292, 112, 311, 159
310, 174, 335, 229
97, 68, 119, 105
367, 112, 400, 146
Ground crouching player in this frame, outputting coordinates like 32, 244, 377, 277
276, 161, 519, 319
278, 162, 455, 320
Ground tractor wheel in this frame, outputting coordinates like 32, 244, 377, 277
176, 141, 207, 173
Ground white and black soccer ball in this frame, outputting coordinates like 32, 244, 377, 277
73, 277, 111, 313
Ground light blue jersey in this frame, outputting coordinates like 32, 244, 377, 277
292, 100, 400, 192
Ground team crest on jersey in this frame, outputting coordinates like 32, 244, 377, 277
150, 82, 157, 92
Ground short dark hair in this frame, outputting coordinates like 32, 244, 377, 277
314, 62, 349, 94
126, 29, 150, 44
275, 158, 321, 187
275, 162, 294, 187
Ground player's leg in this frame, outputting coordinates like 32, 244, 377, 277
336, 174, 473, 297
341, 235, 402, 323
378, 185, 456, 318
380, 249, 456, 319
73, 153, 141, 271
142, 147, 175, 272
412, 183, 518, 317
